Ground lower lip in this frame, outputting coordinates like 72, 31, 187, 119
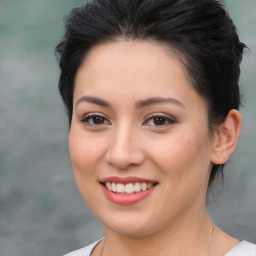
101, 184, 157, 205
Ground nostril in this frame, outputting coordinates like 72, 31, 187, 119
105, 150, 145, 170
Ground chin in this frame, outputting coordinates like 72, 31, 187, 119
99, 211, 160, 237
106, 223, 154, 237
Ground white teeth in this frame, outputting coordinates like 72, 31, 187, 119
125, 183, 134, 194
141, 183, 147, 191
111, 182, 117, 192
134, 182, 141, 192
147, 183, 153, 189
116, 183, 125, 193
106, 182, 112, 190
104, 182, 154, 194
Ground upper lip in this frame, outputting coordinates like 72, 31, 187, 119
100, 176, 158, 185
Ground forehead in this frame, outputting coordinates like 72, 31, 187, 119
79, 39, 184, 75
74, 40, 205, 110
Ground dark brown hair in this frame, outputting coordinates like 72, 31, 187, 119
55, 0, 246, 189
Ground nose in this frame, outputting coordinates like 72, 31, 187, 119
105, 123, 145, 170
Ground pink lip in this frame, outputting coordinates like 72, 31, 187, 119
100, 176, 158, 185
100, 177, 158, 205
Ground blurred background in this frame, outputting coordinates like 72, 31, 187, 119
0, 0, 255, 255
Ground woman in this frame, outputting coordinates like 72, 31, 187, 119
55, 0, 256, 255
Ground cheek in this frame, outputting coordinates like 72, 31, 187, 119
152, 133, 211, 209
69, 128, 106, 205
149, 130, 211, 180
69, 127, 104, 178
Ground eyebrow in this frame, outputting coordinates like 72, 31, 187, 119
75, 96, 111, 108
135, 97, 185, 108
75, 96, 185, 109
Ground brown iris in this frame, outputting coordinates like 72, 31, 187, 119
153, 117, 166, 126
93, 116, 105, 125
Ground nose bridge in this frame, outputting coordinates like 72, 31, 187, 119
106, 121, 144, 169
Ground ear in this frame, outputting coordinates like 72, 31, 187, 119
211, 109, 242, 165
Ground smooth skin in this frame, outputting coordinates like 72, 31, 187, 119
69, 40, 241, 256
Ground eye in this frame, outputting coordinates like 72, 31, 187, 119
143, 114, 176, 127
80, 114, 111, 126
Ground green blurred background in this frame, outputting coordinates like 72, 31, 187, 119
0, 0, 255, 255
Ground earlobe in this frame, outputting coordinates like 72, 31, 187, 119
211, 109, 242, 165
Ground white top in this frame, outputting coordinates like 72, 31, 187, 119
64, 240, 256, 256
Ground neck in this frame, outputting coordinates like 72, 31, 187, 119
102, 213, 213, 256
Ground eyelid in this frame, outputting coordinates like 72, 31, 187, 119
79, 112, 111, 126
143, 113, 177, 126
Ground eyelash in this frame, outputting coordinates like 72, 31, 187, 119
143, 114, 176, 127
80, 113, 176, 128
80, 113, 111, 127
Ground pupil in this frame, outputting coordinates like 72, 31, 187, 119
153, 117, 165, 125
93, 116, 104, 124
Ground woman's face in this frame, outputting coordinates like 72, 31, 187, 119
70, 40, 216, 236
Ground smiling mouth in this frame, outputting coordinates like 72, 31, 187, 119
102, 182, 158, 194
